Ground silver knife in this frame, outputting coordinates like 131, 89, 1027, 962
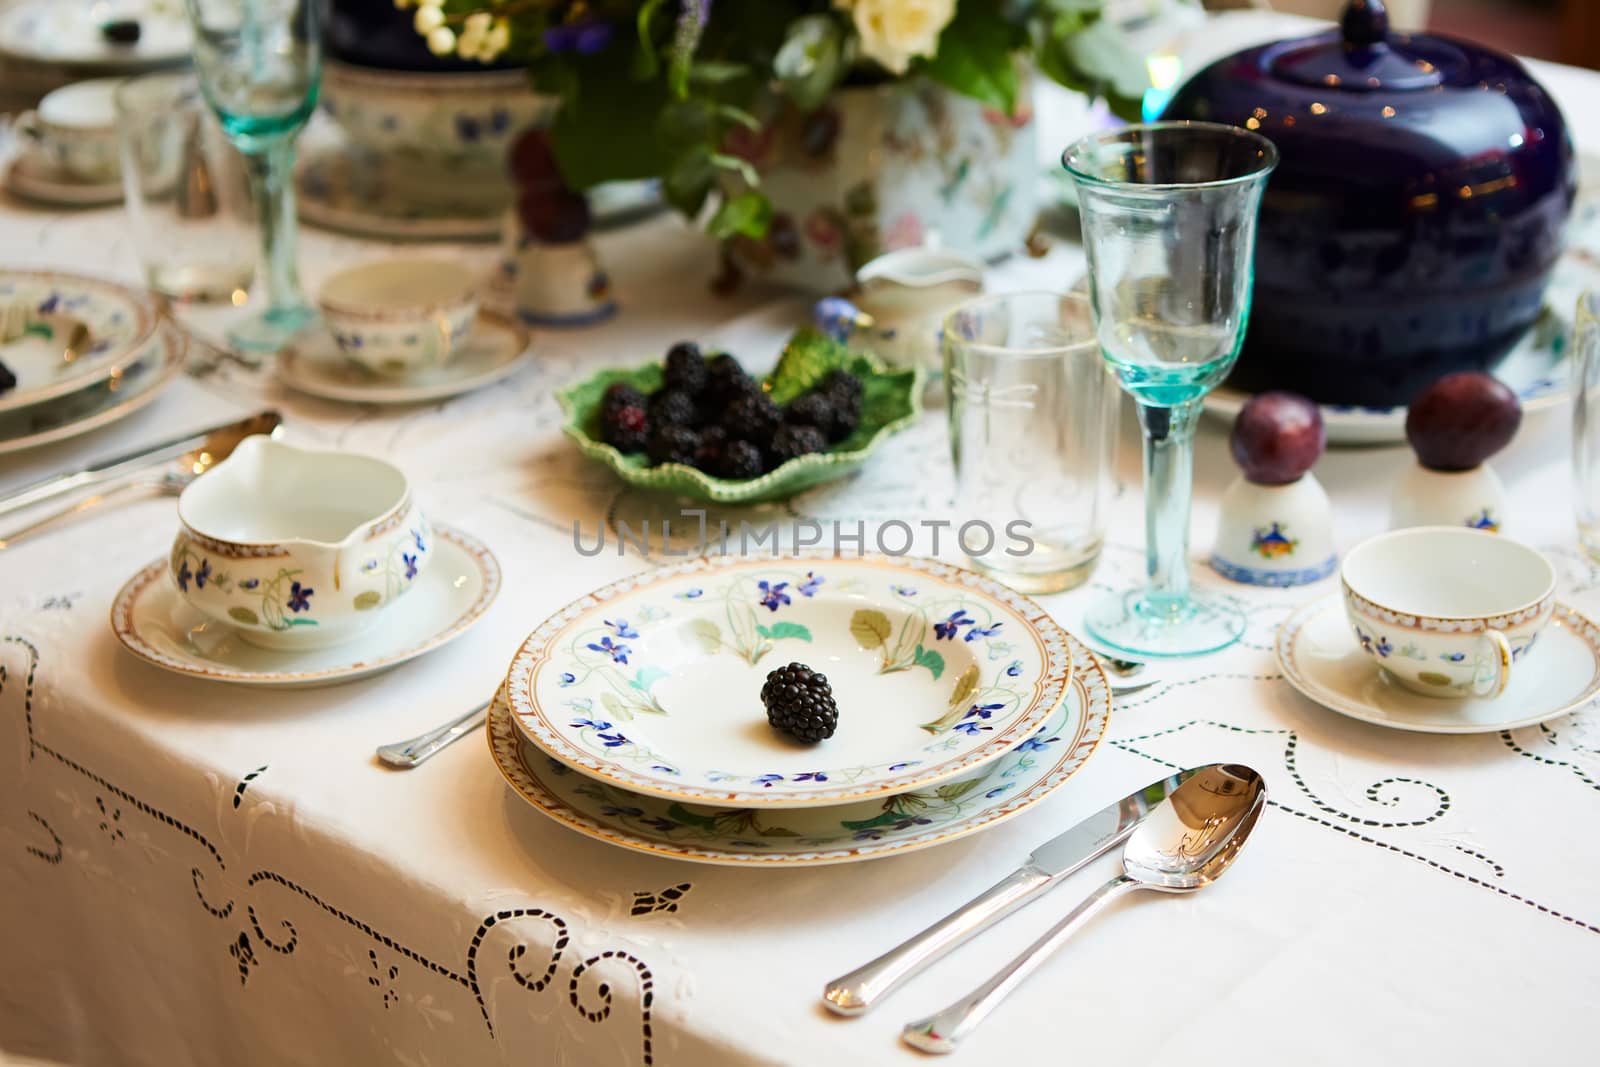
0, 410, 282, 520
820, 765, 1205, 1016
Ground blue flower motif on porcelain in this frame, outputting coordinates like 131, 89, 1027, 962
170, 437, 431, 651
515, 555, 1070, 806
318, 259, 479, 378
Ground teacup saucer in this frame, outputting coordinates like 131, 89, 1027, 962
277, 311, 532, 405
111, 526, 500, 688
1276, 595, 1600, 734
3, 153, 122, 208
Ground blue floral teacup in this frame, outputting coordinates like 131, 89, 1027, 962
1340, 527, 1556, 698
319, 258, 479, 377
172, 436, 432, 651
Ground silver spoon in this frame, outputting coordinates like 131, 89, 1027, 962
901, 763, 1267, 1054
1090, 651, 1154, 694
376, 699, 492, 769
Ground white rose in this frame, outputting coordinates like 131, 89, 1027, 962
836, 0, 956, 75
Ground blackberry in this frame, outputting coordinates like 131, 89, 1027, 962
600, 402, 649, 453
707, 353, 758, 405
0, 360, 14, 395
647, 425, 700, 466
649, 388, 699, 429
719, 439, 765, 480
721, 392, 781, 446
819, 369, 863, 407
601, 382, 646, 413
663, 341, 708, 395
785, 391, 841, 439
830, 399, 861, 441
761, 662, 839, 742
769, 423, 826, 464
693, 425, 728, 474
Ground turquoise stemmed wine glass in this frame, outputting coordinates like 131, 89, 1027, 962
183, 0, 321, 353
1064, 121, 1278, 658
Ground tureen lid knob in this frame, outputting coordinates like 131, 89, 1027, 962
1341, 0, 1390, 47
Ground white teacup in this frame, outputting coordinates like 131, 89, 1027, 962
1340, 526, 1556, 698
319, 259, 478, 377
17, 78, 122, 184
172, 436, 433, 650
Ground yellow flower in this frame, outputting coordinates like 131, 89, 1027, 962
835, 0, 955, 75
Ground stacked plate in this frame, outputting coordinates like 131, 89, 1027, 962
488, 554, 1112, 867
0, 270, 185, 455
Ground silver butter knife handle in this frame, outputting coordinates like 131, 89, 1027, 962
376, 701, 491, 769
901, 874, 1139, 1055
823, 865, 1051, 1017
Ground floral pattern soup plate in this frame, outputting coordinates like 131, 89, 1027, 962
504, 555, 1078, 809
489, 631, 1110, 866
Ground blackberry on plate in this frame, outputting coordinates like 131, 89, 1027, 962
708, 353, 757, 404
602, 382, 646, 413
819, 369, 862, 405
693, 425, 728, 473
647, 425, 700, 466
770, 423, 826, 464
719, 439, 765, 480
761, 662, 839, 742
600, 402, 649, 453
649, 388, 699, 429
663, 342, 708, 395
830, 401, 860, 442
785, 391, 843, 441
721, 392, 781, 445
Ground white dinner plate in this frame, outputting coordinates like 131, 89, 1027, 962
110, 526, 500, 688
488, 628, 1110, 866
504, 554, 1078, 809
0, 318, 183, 455
0, 0, 190, 70
1277, 595, 1600, 734
277, 311, 533, 405
0, 270, 158, 412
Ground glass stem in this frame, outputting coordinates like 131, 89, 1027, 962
1137, 399, 1200, 616
243, 139, 303, 314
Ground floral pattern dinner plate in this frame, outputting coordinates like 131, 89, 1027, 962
0, 270, 158, 413
503, 555, 1077, 809
488, 629, 1109, 867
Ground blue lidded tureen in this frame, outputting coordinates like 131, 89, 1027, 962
1162, 0, 1576, 408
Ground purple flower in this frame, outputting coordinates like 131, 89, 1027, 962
287, 581, 314, 613
1005, 660, 1023, 677
37, 293, 59, 314
934, 609, 973, 641
1016, 735, 1058, 753
676, 588, 704, 600
596, 731, 630, 748
412, 529, 426, 552
559, 672, 577, 686
888, 761, 920, 771
402, 553, 419, 580
985, 784, 1016, 798
965, 622, 1003, 642
952, 721, 992, 736
571, 717, 614, 730
963, 702, 1006, 721
753, 773, 784, 787
892, 585, 917, 597
455, 115, 481, 142
791, 771, 829, 782
489, 108, 510, 134
195, 559, 212, 589
586, 635, 631, 664
544, 18, 614, 55
606, 618, 640, 639
176, 559, 193, 591
798, 571, 824, 597
758, 580, 790, 612
640, 816, 679, 833
239, 577, 260, 590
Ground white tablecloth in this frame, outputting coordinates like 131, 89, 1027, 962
4, 13, 1600, 1067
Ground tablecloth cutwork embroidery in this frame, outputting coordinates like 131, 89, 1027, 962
1501, 724, 1600, 792
2, 634, 659, 1066
631, 883, 691, 916
233, 765, 269, 809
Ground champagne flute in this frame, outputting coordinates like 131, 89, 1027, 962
1064, 121, 1278, 658
183, 0, 321, 353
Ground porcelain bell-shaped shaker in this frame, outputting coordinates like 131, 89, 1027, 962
1212, 392, 1337, 586
1390, 372, 1521, 533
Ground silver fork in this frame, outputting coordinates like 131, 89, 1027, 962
376, 700, 492, 769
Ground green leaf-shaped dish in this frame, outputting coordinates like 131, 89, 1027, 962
557, 328, 922, 503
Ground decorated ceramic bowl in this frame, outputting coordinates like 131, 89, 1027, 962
1163, 0, 1576, 408
558, 329, 920, 504
503, 553, 1076, 809
1340, 526, 1555, 697
320, 59, 555, 172
172, 436, 433, 650
319, 258, 478, 376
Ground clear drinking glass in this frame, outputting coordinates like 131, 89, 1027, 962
1573, 291, 1600, 559
183, 0, 321, 352
944, 291, 1119, 593
116, 72, 256, 302
1064, 121, 1277, 658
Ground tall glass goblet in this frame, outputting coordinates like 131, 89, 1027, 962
183, 0, 321, 352
1064, 121, 1278, 658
